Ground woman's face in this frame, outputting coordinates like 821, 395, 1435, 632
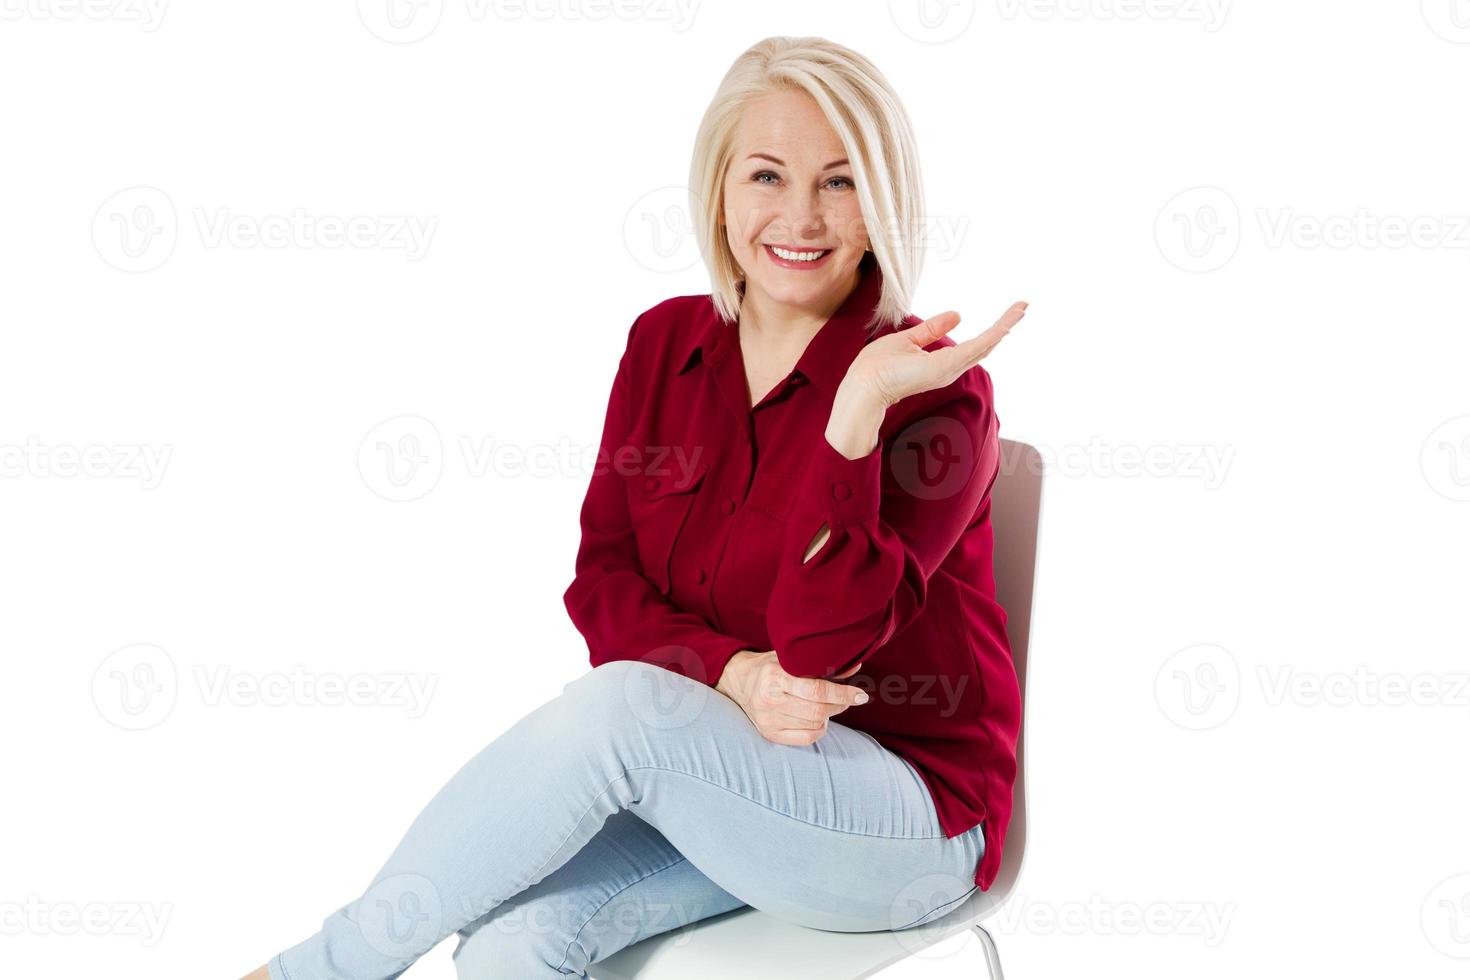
721, 88, 870, 316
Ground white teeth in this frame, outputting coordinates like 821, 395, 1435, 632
769, 245, 828, 262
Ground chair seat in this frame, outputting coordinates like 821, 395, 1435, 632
588, 889, 997, 980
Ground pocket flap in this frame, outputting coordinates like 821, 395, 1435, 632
623, 458, 708, 500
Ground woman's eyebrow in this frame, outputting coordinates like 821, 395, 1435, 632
746, 152, 850, 171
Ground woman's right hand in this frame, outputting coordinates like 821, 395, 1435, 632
715, 650, 868, 746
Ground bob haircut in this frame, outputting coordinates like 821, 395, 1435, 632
688, 35, 926, 335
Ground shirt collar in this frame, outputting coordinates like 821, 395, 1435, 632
676, 250, 890, 399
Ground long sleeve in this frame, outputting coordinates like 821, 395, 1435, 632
766, 372, 999, 680
562, 313, 755, 688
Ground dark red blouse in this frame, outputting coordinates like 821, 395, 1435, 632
562, 251, 1021, 891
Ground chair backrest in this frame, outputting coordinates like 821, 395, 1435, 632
966, 438, 1042, 917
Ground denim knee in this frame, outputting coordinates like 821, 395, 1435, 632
567, 659, 729, 740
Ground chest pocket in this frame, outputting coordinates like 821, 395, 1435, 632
621, 459, 709, 595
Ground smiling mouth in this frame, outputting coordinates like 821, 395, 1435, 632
763, 244, 833, 263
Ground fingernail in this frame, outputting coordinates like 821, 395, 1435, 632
854, 690, 869, 704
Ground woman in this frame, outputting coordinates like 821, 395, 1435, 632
247, 35, 1026, 980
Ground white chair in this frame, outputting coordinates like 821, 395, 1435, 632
589, 439, 1042, 980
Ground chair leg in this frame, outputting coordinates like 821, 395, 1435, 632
973, 922, 1005, 980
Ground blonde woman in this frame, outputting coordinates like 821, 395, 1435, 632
247, 35, 1025, 980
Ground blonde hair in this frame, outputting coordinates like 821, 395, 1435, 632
688, 36, 925, 335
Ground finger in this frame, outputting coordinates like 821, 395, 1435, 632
769, 726, 826, 746
897, 310, 961, 349
771, 691, 854, 722
764, 708, 829, 730
953, 300, 1028, 365
786, 674, 868, 708
832, 660, 863, 680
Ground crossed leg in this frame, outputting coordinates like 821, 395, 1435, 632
450, 809, 747, 978
264, 660, 982, 980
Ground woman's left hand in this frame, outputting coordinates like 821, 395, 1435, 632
839, 301, 1029, 409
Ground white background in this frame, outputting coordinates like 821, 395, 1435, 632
2, 1, 1467, 977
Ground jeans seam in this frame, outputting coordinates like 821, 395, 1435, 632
894, 884, 979, 931
621, 764, 949, 841
552, 855, 692, 974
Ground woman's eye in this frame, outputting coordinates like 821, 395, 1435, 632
751, 171, 853, 190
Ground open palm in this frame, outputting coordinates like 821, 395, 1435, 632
845, 301, 1029, 407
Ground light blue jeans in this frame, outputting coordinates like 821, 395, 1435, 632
268, 660, 985, 979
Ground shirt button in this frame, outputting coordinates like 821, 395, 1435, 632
832, 482, 852, 501
720, 499, 735, 515
696, 568, 707, 584
643, 476, 658, 493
